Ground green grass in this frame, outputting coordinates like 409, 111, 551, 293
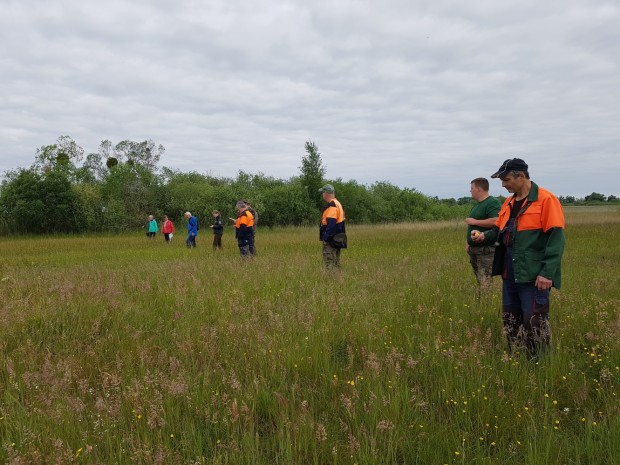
1, 207, 619, 464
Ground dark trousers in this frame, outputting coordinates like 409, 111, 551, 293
213, 234, 222, 249
502, 261, 551, 356
186, 235, 196, 248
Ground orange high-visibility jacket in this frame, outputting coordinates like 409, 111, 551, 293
487, 182, 565, 288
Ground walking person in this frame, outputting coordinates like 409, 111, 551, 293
465, 177, 501, 292
162, 215, 175, 243
210, 210, 224, 250
472, 158, 565, 357
185, 211, 198, 248
318, 184, 347, 268
234, 200, 255, 258
146, 215, 157, 239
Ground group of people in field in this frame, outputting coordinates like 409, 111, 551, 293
145, 200, 258, 256
148, 158, 565, 359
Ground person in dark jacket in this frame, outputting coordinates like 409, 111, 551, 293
242, 200, 258, 256
210, 210, 224, 250
472, 158, 565, 356
234, 201, 255, 258
319, 184, 346, 268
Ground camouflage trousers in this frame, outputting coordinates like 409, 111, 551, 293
322, 242, 341, 268
468, 246, 495, 291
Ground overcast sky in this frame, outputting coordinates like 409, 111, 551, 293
1, 0, 618, 199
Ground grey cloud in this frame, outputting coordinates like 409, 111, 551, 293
1, 0, 618, 199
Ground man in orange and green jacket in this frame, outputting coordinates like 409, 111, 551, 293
319, 184, 347, 268
473, 158, 565, 356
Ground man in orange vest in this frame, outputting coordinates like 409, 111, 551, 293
472, 158, 565, 356
319, 184, 347, 268
234, 200, 255, 258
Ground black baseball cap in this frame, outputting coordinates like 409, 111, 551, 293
491, 158, 529, 179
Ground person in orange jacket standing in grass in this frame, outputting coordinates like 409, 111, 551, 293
319, 184, 347, 269
234, 201, 254, 258
472, 158, 565, 357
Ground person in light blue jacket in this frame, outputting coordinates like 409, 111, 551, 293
147, 215, 158, 239
185, 211, 198, 248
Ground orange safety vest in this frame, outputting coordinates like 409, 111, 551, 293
235, 210, 254, 229
321, 198, 345, 225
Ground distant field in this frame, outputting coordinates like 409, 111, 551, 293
1, 206, 619, 464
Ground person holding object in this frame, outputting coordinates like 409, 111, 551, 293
185, 211, 198, 248
319, 184, 347, 268
162, 215, 175, 243
210, 210, 224, 250
242, 200, 258, 256
465, 177, 501, 292
234, 201, 255, 258
472, 158, 565, 357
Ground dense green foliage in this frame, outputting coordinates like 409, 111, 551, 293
2, 136, 617, 235
0, 137, 473, 235
0, 207, 619, 464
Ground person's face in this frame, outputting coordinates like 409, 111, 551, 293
163, 216, 168, 221
470, 183, 481, 200
322, 192, 330, 202
500, 173, 524, 194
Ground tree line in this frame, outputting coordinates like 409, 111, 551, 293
1, 136, 615, 235
0, 137, 472, 235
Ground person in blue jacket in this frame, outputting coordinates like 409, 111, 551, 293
184, 211, 198, 248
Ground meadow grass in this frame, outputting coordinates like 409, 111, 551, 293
1, 206, 619, 464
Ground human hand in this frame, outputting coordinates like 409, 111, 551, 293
535, 275, 553, 290
470, 231, 485, 243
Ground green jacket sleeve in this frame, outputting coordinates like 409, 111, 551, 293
539, 227, 565, 285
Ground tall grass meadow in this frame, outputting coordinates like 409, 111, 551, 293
0, 206, 619, 464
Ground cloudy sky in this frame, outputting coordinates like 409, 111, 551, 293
1, 0, 618, 199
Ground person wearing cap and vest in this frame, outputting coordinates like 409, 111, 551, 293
465, 177, 501, 293
234, 200, 255, 258
319, 184, 347, 268
241, 199, 258, 256
472, 158, 565, 357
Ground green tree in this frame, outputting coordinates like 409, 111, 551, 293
0, 169, 45, 232
299, 140, 326, 209
39, 170, 83, 232
0, 168, 82, 233
113, 139, 164, 172
34, 135, 84, 174
260, 182, 317, 226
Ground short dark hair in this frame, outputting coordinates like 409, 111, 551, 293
471, 177, 489, 192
